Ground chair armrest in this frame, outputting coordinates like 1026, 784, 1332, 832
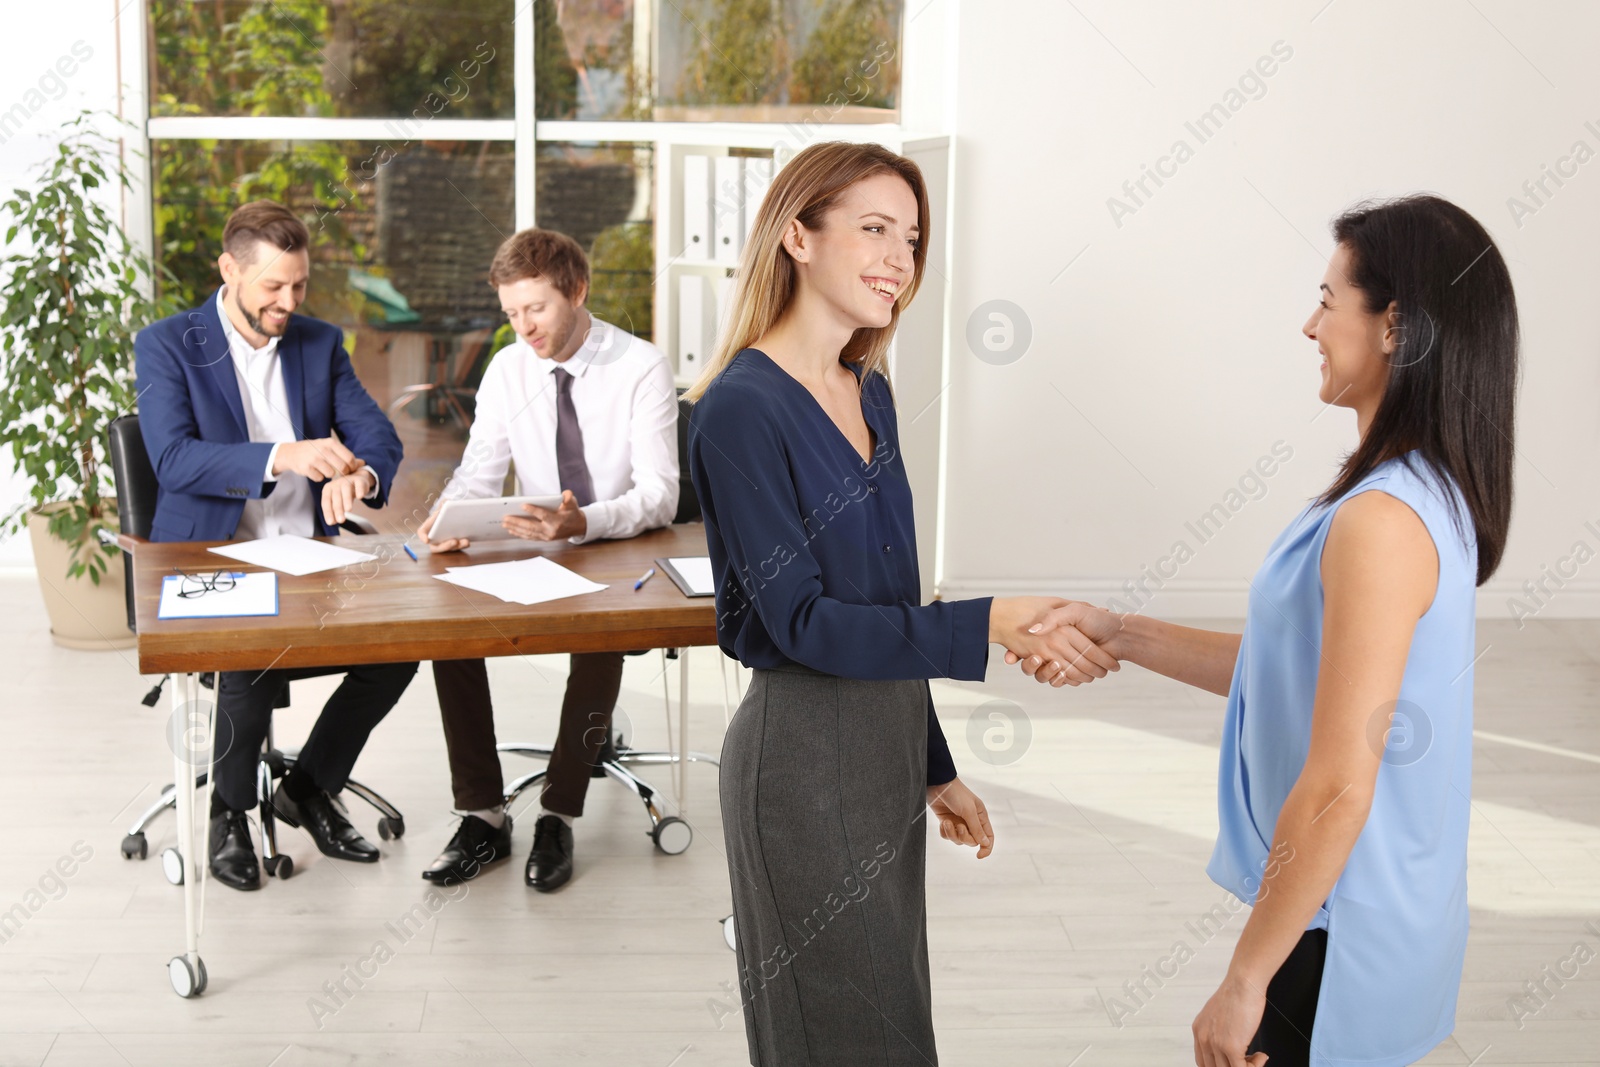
341, 516, 379, 536
98, 529, 149, 553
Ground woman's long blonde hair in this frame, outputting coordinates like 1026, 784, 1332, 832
681, 140, 930, 402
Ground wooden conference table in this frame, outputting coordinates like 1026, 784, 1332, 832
129, 524, 718, 997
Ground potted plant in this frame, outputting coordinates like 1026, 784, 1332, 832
0, 111, 171, 648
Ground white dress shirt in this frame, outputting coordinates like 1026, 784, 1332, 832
442, 315, 679, 543
216, 288, 314, 540
216, 289, 378, 539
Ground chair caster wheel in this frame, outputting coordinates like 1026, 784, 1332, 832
378, 816, 404, 840
651, 816, 692, 855
265, 854, 294, 880
160, 847, 184, 886
121, 833, 148, 860
721, 914, 737, 952
168, 955, 207, 998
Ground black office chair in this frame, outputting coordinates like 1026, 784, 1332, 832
105, 414, 406, 883
494, 391, 723, 855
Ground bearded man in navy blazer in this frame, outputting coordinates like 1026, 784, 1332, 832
136, 200, 418, 891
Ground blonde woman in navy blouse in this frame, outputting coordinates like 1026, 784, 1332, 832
685, 142, 1117, 1065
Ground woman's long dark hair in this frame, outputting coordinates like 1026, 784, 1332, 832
1315, 195, 1518, 586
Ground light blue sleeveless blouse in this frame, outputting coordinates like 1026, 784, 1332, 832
1208, 453, 1478, 1066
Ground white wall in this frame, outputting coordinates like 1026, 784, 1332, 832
936, 0, 1600, 618
0, 1, 128, 569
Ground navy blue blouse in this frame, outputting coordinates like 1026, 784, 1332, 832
687, 348, 993, 785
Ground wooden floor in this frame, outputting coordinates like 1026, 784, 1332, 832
2, 575, 1597, 1065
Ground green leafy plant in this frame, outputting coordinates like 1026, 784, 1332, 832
490, 321, 518, 358
0, 112, 173, 582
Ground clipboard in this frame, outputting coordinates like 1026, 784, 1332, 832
655, 556, 715, 598
157, 571, 280, 619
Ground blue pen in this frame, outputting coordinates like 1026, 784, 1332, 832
633, 567, 656, 591
402, 543, 419, 562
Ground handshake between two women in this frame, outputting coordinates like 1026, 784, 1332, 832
990, 597, 1126, 686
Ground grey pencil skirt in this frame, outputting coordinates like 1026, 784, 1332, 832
720, 661, 937, 1067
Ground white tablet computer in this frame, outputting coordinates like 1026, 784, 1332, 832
427, 495, 565, 543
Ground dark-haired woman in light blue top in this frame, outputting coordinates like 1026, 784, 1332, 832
1013, 195, 1518, 1066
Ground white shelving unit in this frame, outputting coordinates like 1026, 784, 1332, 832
663, 143, 773, 386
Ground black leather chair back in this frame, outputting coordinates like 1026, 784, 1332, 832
108, 415, 158, 539
107, 414, 158, 631
673, 391, 701, 525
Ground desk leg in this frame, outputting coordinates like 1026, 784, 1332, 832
166, 672, 210, 998
678, 647, 690, 817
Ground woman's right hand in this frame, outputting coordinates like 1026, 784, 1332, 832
990, 596, 1119, 685
417, 510, 469, 553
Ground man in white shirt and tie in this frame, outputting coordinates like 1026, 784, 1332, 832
417, 228, 679, 892
136, 200, 418, 891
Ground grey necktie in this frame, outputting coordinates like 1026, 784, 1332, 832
553, 366, 596, 507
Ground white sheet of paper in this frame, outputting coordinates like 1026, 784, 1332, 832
665, 556, 715, 595
158, 571, 279, 619
210, 535, 378, 577
433, 555, 608, 606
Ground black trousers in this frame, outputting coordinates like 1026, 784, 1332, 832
212, 662, 418, 812
1246, 928, 1328, 1067
432, 652, 626, 817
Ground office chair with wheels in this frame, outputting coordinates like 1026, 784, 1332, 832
104, 413, 406, 882
495, 391, 733, 855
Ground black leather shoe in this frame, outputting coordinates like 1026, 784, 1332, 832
525, 814, 574, 892
208, 809, 262, 891
273, 789, 380, 863
422, 814, 513, 886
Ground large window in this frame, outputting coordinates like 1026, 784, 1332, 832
553, 0, 904, 121
149, 0, 902, 123
149, 0, 515, 119
140, 0, 908, 386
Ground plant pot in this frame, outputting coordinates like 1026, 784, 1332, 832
26, 503, 135, 651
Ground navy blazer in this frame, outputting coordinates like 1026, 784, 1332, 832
134, 289, 404, 542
